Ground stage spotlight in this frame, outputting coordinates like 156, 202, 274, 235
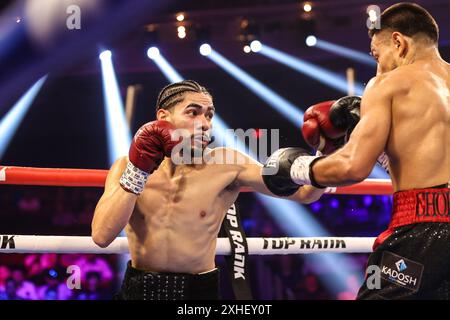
199, 43, 211, 56
16, 17, 21, 23
306, 35, 317, 47
250, 40, 262, 52
176, 13, 185, 22
240, 19, 249, 29
99, 50, 112, 60
303, 2, 312, 13
243, 45, 251, 53
147, 46, 160, 59
177, 26, 186, 39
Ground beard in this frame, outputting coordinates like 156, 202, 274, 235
170, 131, 214, 165
190, 144, 206, 159
183, 135, 213, 161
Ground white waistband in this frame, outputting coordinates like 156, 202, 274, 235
198, 267, 218, 275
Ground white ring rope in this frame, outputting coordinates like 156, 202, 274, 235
0, 235, 375, 254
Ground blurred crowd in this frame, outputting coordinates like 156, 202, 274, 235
0, 253, 118, 300
0, 186, 118, 300
0, 186, 101, 235
0, 187, 393, 300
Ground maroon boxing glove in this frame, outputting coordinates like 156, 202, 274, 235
302, 100, 347, 155
120, 120, 179, 195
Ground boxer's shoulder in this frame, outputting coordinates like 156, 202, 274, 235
366, 69, 411, 97
364, 74, 393, 98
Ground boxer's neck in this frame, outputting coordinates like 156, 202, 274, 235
163, 157, 203, 177
402, 44, 441, 66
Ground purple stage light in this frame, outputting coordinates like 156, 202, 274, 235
330, 198, 339, 209
363, 195, 373, 207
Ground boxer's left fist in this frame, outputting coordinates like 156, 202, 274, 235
329, 96, 361, 138
302, 96, 361, 154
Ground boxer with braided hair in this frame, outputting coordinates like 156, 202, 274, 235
92, 80, 325, 300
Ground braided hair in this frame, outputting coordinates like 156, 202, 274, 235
155, 80, 212, 113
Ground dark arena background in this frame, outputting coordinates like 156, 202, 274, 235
0, 0, 449, 301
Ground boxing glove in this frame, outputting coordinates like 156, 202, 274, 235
120, 120, 180, 195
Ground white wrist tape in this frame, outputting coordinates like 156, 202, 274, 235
119, 161, 149, 195
290, 156, 318, 185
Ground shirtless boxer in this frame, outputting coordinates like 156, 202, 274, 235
262, 3, 450, 299
91, 80, 325, 300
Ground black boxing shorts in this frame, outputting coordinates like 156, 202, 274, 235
357, 183, 450, 300
115, 261, 220, 300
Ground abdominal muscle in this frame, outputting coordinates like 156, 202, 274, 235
124, 161, 239, 274
125, 208, 221, 274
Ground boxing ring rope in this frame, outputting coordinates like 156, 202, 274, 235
0, 235, 375, 254
0, 165, 386, 254
0, 166, 393, 195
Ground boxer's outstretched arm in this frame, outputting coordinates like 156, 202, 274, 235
91, 157, 137, 247
312, 76, 392, 186
232, 150, 325, 203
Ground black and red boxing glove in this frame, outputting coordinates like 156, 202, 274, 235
328, 96, 361, 138
328, 96, 390, 172
302, 100, 345, 155
120, 120, 180, 195
302, 96, 361, 155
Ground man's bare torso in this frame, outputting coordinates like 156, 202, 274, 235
123, 149, 243, 274
384, 59, 450, 191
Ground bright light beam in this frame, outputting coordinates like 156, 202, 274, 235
99, 50, 131, 165
315, 39, 377, 67
258, 43, 365, 95
206, 48, 303, 127
151, 54, 184, 82
99, 50, 133, 274
0, 76, 47, 159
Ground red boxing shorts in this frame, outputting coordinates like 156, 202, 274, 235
374, 185, 450, 249
357, 183, 450, 300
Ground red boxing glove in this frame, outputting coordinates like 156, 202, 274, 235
302, 100, 347, 155
129, 120, 179, 173
120, 120, 180, 195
